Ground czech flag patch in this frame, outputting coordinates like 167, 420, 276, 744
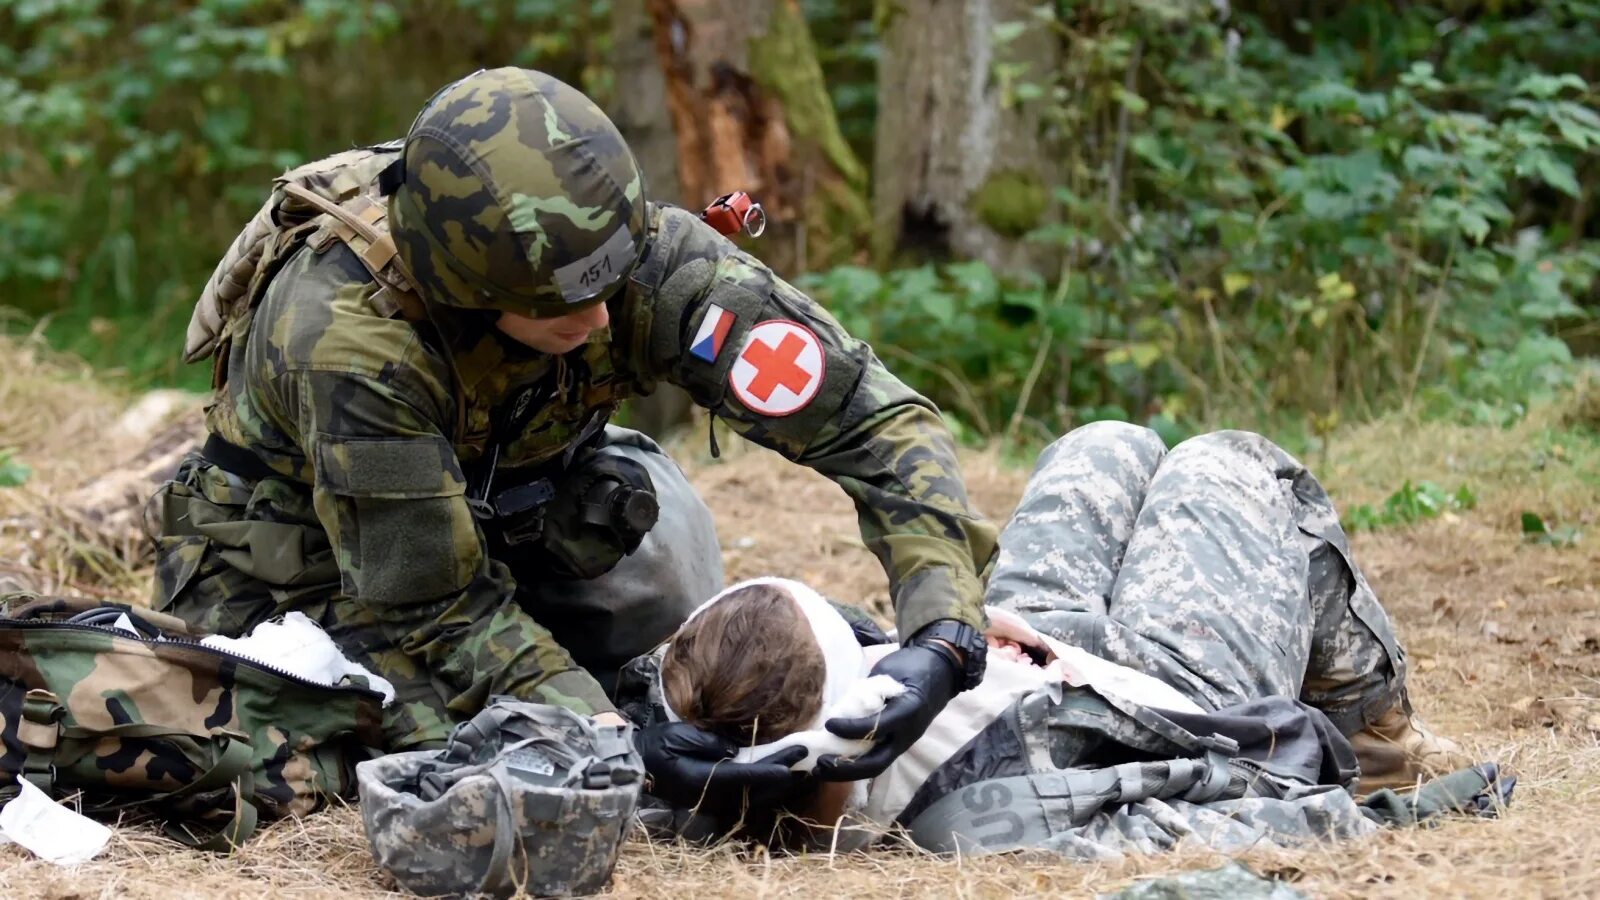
689, 303, 736, 363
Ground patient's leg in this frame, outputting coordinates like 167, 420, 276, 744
990, 425, 1406, 724
992, 426, 1462, 791
1097, 431, 1408, 732
987, 421, 1166, 624
1288, 465, 1408, 732
1099, 430, 1316, 709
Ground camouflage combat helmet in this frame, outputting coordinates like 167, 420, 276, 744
388, 67, 648, 318
357, 698, 643, 898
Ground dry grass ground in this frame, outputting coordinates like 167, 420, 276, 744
2, 335, 1597, 899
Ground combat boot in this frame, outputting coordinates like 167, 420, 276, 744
1350, 704, 1474, 795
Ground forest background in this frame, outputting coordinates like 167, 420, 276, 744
2, 5, 1600, 895
2, 0, 1598, 454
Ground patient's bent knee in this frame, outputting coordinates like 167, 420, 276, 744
1165, 429, 1279, 470
1043, 421, 1165, 461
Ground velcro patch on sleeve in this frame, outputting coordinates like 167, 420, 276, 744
314, 435, 466, 500
667, 274, 771, 407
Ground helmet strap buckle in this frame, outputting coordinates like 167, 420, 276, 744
376, 157, 406, 197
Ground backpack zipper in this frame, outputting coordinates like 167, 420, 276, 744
0, 618, 385, 699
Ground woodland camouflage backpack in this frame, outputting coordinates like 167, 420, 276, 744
0, 594, 384, 850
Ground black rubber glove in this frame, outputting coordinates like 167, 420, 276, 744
812, 643, 960, 782
635, 721, 808, 811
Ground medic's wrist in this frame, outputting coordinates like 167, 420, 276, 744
906, 618, 987, 691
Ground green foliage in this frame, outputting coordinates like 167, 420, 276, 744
1, 0, 1596, 447
0, 450, 30, 488
1342, 481, 1478, 533
0, 0, 612, 387
802, 0, 878, 163
1521, 511, 1583, 548
811, 1, 1600, 441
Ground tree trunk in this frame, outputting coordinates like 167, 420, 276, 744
873, 0, 1062, 275
612, 0, 683, 206
612, 0, 695, 439
645, 0, 869, 276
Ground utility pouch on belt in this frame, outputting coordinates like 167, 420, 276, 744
0, 593, 385, 851
484, 446, 660, 582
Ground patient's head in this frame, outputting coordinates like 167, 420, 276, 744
660, 581, 827, 746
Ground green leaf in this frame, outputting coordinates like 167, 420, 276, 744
1328, 150, 1385, 192
1532, 153, 1581, 197
1401, 145, 1453, 177
1302, 189, 1354, 221
816, 265, 883, 304
1294, 81, 1361, 115
922, 290, 957, 325
1341, 480, 1478, 531
1342, 504, 1382, 533
1552, 102, 1600, 149
1112, 84, 1149, 114
1521, 511, 1547, 534
991, 21, 1026, 44
944, 261, 1000, 307
0, 450, 29, 488
1014, 81, 1045, 102
1105, 342, 1163, 370
1512, 73, 1588, 99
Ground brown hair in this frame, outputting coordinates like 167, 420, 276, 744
661, 582, 827, 746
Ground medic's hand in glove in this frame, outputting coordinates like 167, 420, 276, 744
812, 641, 962, 782
636, 721, 808, 810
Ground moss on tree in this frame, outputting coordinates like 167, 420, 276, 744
748, 2, 867, 190
747, 0, 871, 265
970, 169, 1048, 238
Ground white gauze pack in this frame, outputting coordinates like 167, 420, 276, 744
660, 576, 903, 771
199, 612, 397, 705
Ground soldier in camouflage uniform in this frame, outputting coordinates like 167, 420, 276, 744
153, 68, 996, 801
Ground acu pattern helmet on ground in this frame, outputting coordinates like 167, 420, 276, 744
388, 67, 648, 318
357, 699, 643, 898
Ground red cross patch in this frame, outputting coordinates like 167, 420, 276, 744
729, 320, 826, 417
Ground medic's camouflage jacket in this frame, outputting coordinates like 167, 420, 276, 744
167, 144, 996, 744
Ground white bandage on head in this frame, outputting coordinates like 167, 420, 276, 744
659, 576, 903, 771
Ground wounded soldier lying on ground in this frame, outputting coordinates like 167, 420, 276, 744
615, 423, 1514, 858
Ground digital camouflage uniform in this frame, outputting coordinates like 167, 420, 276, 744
622, 423, 1503, 857
988, 421, 1406, 734
154, 68, 996, 751
907, 421, 1421, 856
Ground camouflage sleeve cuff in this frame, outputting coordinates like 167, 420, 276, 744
530, 669, 618, 718
893, 564, 989, 640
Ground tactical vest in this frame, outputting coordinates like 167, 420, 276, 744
187, 142, 420, 373
186, 144, 636, 465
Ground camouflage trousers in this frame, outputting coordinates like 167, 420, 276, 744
987, 422, 1407, 734
150, 427, 721, 749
